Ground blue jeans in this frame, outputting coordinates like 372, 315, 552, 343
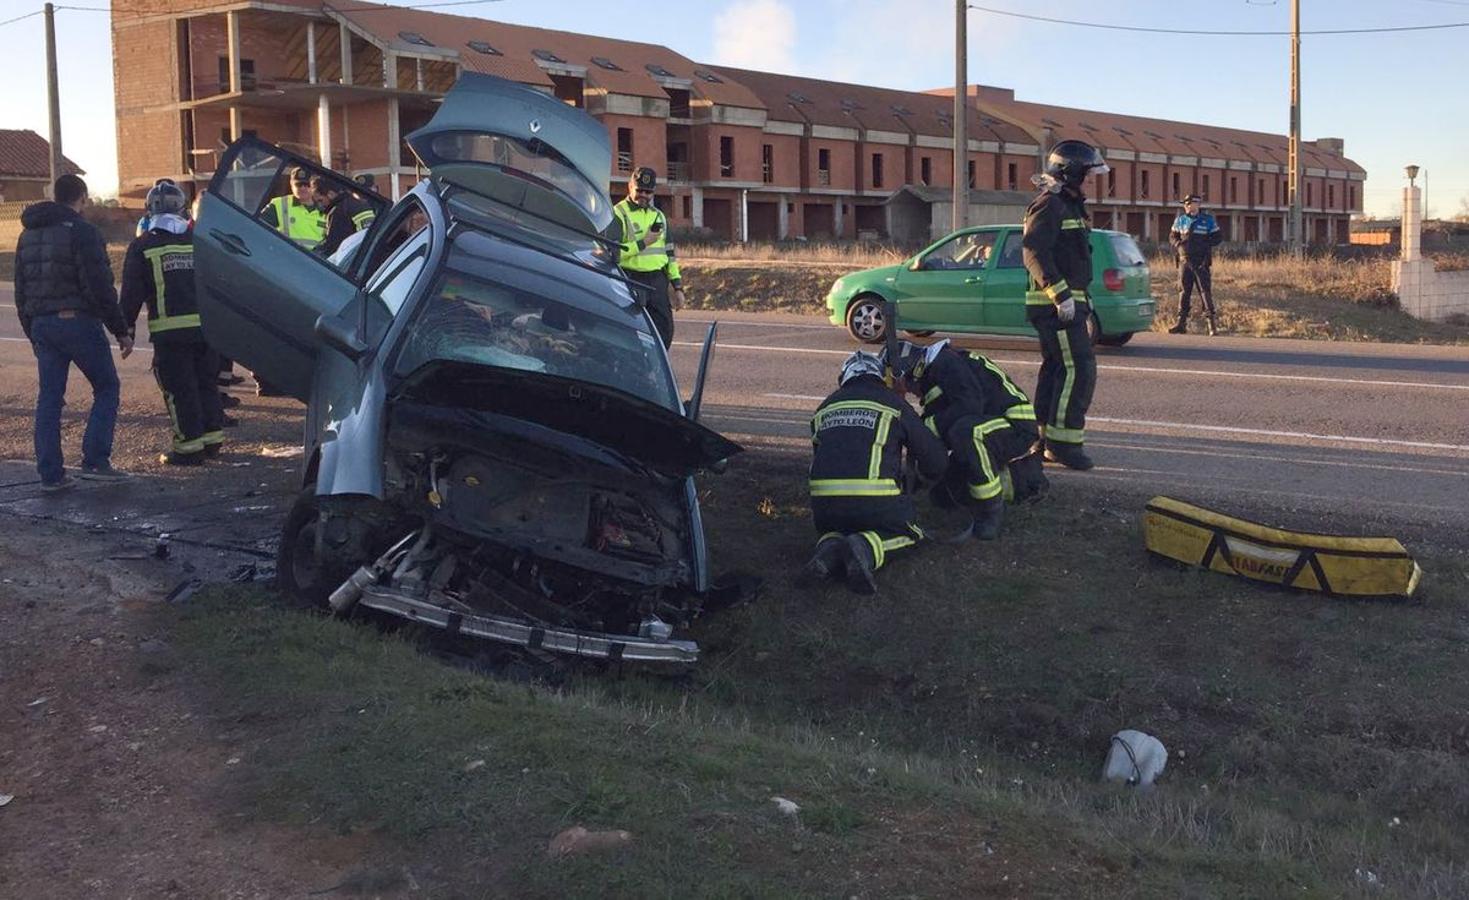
30, 313, 120, 483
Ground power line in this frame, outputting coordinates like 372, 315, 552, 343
0, 10, 43, 27
966, 4, 1469, 36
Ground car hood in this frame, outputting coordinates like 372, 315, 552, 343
839, 263, 904, 289
392, 361, 742, 476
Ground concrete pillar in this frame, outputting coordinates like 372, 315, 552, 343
691, 186, 704, 228
834, 200, 845, 238
777, 197, 789, 239
1402, 185, 1422, 261
306, 22, 317, 83
226, 10, 242, 140
387, 97, 401, 201
339, 22, 353, 85
1142, 208, 1152, 240
317, 94, 332, 168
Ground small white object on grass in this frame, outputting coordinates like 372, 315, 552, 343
771, 796, 801, 817
1102, 730, 1168, 788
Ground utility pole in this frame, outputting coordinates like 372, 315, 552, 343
1287, 0, 1303, 255
44, 2, 64, 193
952, 0, 967, 232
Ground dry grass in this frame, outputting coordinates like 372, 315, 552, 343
680, 241, 912, 268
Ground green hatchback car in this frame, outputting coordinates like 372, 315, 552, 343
826, 225, 1154, 346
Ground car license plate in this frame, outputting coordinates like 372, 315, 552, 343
1138, 303, 1154, 317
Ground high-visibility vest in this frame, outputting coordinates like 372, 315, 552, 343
269, 196, 326, 250
612, 199, 681, 281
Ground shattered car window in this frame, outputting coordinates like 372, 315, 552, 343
395, 272, 677, 408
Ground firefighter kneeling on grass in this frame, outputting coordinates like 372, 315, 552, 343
886, 339, 1049, 541
120, 180, 224, 465
801, 351, 949, 595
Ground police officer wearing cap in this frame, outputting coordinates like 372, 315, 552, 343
261, 166, 326, 251
1021, 140, 1110, 471
1168, 194, 1224, 335
611, 167, 683, 347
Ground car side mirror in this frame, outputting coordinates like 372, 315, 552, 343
314, 312, 368, 361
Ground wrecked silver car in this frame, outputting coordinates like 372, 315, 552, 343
195, 74, 740, 663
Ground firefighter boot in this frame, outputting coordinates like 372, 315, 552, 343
842, 534, 878, 596
1168, 317, 1188, 334
1207, 315, 1219, 336
797, 536, 848, 587
1044, 442, 1095, 471
972, 495, 1005, 541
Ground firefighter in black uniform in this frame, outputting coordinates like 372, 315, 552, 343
803, 351, 949, 594
887, 340, 1048, 541
1022, 140, 1110, 471
120, 180, 224, 465
311, 174, 378, 258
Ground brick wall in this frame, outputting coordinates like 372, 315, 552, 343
697, 123, 765, 184
114, 18, 184, 195
594, 113, 666, 181
860, 144, 904, 194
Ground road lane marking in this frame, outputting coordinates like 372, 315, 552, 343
674, 340, 1469, 392
758, 394, 1469, 452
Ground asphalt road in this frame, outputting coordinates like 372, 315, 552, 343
1, 285, 1466, 545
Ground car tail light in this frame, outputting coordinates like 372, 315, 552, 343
1102, 268, 1125, 292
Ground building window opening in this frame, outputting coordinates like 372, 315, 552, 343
920, 156, 931, 185
1107, 169, 1116, 197
217, 56, 255, 92
1201, 174, 1210, 199
720, 136, 734, 178
762, 144, 774, 184
1141, 170, 1151, 199
818, 148, 831, 186
1006, 162, 1017, 191
871, 153, 884, 189
1172, 172, 1180, 198
967, 160, 976, 190
550, 74, 583, 108
665, 88, 691, 119
1230, 176, 1238, 203
616, 128, 633, 173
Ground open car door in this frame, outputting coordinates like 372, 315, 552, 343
405, 73, 613, 235
195, 139, 389, 400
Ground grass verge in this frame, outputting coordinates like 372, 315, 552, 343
166, 455, 1469, 897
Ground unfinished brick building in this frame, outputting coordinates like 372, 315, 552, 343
111, 0, 1364, 244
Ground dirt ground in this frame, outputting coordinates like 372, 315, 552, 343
0, 522, 416, 899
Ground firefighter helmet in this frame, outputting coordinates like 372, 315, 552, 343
838, 350, 884, 386
1045, 140, 1109, 187
145, 178, 187, 217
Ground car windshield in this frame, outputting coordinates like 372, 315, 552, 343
428, 131, 608, 227
394, 271, 677, 409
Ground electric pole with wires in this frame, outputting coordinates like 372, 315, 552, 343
1287, 0, 1303, 255
44, 2, 64, 193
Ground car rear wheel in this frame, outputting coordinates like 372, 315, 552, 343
846, 294, 888, 344
1085, 311, 1101, 346
1097, 331, 1134, 347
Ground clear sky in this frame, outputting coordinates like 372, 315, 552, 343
2, 0, 1465, 217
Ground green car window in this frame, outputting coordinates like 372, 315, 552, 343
919, 231, 997, 270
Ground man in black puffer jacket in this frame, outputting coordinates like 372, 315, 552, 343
13, 174, 134, 491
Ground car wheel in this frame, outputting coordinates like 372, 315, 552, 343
276, 485, 334, 609
846, 295, 887, 344
905, 330, 936, 338
1085, 311, 1101, 346
1097, 331, 1134, 347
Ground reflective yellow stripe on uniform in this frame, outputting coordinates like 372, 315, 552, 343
351, 209, 376, 230
142, 244, 198, 335
1060, 218, 1087, 229
922, 385, 943, 405
1004, 403, 1037, 423
272, 196, 326, 249
859, 531, 886, 569
1054, 331, 1080, 441
809, 478, 902, 497
1044, 279, 1070, 300
968, 418, 1010, 500
972, 354, 1029, 404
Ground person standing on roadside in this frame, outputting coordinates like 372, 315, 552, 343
610, 167, 684, 348
13, 174, 134, 491
1168, 194, 1224, 335
1021, 140, 1109, 471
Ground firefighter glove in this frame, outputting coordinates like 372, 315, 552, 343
1055, 297, 1077, 324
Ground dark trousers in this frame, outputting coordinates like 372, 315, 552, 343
153, 340, 224, 456
940, 415, 1024, 503
1179, 263, 1215, 319
812, 496, 923, 572
29, 313, 120, 483
1028, 304, 1096, 447
623, 268, 674, 348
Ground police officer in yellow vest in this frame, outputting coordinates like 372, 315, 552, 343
611, 167, 683, 347
260, 166, 326, 251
